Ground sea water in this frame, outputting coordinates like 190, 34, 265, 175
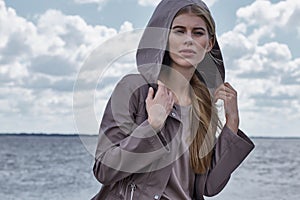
0, 135, 299, 200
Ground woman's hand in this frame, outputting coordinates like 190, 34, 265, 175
214, 82, 239, 134
146, 80, 175, 132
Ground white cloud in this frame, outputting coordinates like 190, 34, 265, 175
137, 0, 161, 7
236, 0, 300, 42
74, 0, 107, 3
1, 0, 299, 136
257, 42, 292, 62
219, 23, 255, 67
74, 0, 109, 11
219, 0, 300, 136
73, 0, 108, 10
0, 3, 118, 82
119, 21, 134, 33
36, 9, 117, 59
203, 0, 218, 7
0, 0, 135, 134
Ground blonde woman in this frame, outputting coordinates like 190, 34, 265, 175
92, 0, 254, 199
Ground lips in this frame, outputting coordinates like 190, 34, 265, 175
179, 49, 196, 57
179, 49, 196, 54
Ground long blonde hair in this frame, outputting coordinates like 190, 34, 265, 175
189, 73, 220, 174
177, 5, 221, 174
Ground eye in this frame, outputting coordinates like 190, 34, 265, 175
194, 31, 204, 36
173, 29, 185, 34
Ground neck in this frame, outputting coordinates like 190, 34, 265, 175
159, 64, 195, 106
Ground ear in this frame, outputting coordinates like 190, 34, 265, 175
206, 37, 214, 52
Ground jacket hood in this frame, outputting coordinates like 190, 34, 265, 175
136, 0, 225, 89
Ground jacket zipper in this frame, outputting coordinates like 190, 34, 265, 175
130, 182, 136, 200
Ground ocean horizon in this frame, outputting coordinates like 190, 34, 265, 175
1, 134, 299, 200
1, 132, 300, 139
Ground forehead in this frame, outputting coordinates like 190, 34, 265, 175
171, 13, 206, 28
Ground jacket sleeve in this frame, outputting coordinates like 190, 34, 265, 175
93, 76, 169, 185
203, 125, 255, 196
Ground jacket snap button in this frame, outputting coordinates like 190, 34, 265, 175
171, 112, 176, 117
154, 194, 159, 199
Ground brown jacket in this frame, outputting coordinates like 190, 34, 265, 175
92, 0, 255, 199
92, 74, 254, 200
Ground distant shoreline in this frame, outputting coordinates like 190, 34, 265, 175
0, 133, 96, 137
0, 133, 299, 139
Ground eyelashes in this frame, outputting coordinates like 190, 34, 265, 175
172, 29, 205, 36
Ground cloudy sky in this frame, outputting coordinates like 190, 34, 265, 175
1, 0, 299, 137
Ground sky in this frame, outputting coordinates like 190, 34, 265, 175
0, 0, 300, 137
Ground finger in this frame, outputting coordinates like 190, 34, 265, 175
171, 95, 175, 106
158, 80, 170, 94
216, 89, 236, 97
146, 87, 154, 101
214, 93, 226, 103
217, 91, 235, 99
214, 91, 225, 103
224, 82, 233, 89
167, 89, 174, 99
215, 90, 228, 96
167, 88, 171, 96
156, 83, 164, 96
168, 91, 174, 104
158, 86, 169, 98
167, 97, 175, 114
224, 82, 237, 94
157, 80, 165, 86
157, 80, 166, 91
215, 84, 235, 97
214, 91, 235, 103
214, 84, 226, 96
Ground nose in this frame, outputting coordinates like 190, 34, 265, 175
183, 32, 193, 45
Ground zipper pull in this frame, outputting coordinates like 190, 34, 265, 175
130, 183, 136, 200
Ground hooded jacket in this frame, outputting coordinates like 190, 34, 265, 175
92, 0, 255, 199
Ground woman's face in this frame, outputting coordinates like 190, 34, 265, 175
168, 12, 213, 69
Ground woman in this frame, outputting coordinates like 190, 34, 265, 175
92, 0, 254, 199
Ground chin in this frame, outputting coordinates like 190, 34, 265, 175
176, 59, 199, 68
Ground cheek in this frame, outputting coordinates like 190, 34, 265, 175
194, 40, 211, 63
195, 46, 207, 63
168, 35, 180, 52
168, 38, 181, 60
195, 37, 211, 51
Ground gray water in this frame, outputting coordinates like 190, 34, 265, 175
0, 135, 299, 200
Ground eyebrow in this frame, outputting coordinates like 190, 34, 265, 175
172, 25, 206, 31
